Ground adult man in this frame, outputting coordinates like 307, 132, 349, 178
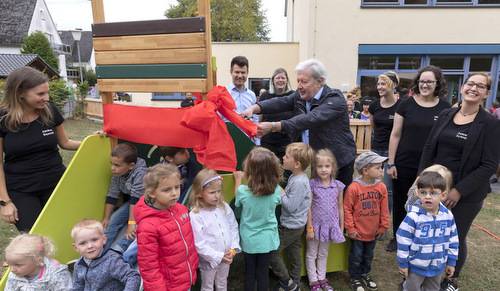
226, 56, 258, 124
180, 92, 195, 108
241, 59, 356, 186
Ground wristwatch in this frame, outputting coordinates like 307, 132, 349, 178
0, 199, 12, 206
387, 164, 396, 169
270, 122, 277, 133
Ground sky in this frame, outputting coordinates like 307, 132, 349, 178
45, 0, 287, 41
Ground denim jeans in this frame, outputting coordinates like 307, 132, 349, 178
348, 239, 376, 280
371, 149, 393, 214
123, 238, 138, 268
104, 201, 134, 252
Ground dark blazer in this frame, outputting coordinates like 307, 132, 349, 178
419, 107, 500, 203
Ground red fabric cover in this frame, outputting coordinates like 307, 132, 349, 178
102, 86, 257, 172
134, 197, 198, 291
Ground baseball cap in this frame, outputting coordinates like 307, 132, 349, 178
355, 151, 388, 171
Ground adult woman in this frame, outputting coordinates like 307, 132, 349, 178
347, 100, 360, 119
368, 71, 401, 227
386, 65, 450, 252
258, 68, 295, 161
0, 67, 82, 231
419, 72, 500, 291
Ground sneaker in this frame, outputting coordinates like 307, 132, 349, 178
273, 278, 299, 291
377, 232, 387, 241
310, 282, 321, 291
490, 177, 498, 183
361, 275, 378, 291
440, 278, 459, 291
398, 278, 405, 291
349, 279, 365, 291
386, 238, 397, 252
319, 279, 335, 291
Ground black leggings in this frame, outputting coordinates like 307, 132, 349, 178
337, 159, 355, 189
243, 252, 272, 291
9, 188, 53, 232
391, 165, 418, 235
451, 200, 483, 278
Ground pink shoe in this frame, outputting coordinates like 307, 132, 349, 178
310, 281, 322, 291
319, 279, 335, 291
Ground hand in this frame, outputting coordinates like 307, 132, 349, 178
101, 218, 110, 230
233, 171, 244, 182
445, 265, 455, 279
374, 230, 384, 239
94, 130, 108, 137
240, 108, 254, 120
306, 230, 315, 240
125, 224, 136, 240
399, 267, 408, 277
222, 251, 234, 264
443, 188, 461, 209
387, 166, 398, 179
1, 203, 18, 224
348, 231, 361, 240
256, 122, 271, 138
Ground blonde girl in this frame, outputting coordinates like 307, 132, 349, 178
305, 149, 346, 291
5, 234, 72, 290
233, 147, 283, 291
134, 163, 198, 291
405, 164, 453, 212
189, 168, 241, 291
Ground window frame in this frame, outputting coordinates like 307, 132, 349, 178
361, 0, 500, 6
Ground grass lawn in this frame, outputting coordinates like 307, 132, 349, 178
1, 117, 499, 290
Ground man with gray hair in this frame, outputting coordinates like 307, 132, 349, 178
241, 59, 356, 186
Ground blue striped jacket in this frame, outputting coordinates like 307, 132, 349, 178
396, 203, 459, 277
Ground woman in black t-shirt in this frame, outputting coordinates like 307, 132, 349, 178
0, 67, 82, 231
259, 68, 294, 161
419, 72, 500, 291
386, 65, 450, 252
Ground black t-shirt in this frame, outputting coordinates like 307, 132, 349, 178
395, 97, 451, 168
0, 103, 66, 193
434, 121, 472, 187
368, 98, 401, 151
259, 90, 295, 146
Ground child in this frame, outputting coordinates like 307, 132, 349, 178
344, 151, 390, 291
5, 234, 72, 290
233, 147, 283, 291
71, 218, 141, 290
404, 164, 453, 212
102, 142, 148, 252
134, 163, 198, 290
306, 149, 346, 291
270, 142, 314, 290
189, 168, 241, 290
396, 171, 459, 291
159, 146, 198, 203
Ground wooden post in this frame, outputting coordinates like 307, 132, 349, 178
90, 0, 117, 149
198, 0, 213, 100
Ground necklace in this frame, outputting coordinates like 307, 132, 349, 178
459, 107, 480, 117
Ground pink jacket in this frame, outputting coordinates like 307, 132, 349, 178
134, 197, 198, 291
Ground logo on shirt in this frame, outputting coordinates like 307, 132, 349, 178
389, 114, 394, 120
125, 182, 132, 191
42, 129, 55, 136
434, 115, 439, 121
179, 212, 189, 223
456, 132, 468, 140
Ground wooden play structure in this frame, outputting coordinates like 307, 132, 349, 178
0, 0, 351, 288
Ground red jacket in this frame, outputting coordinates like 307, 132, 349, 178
134, 197, 198, 291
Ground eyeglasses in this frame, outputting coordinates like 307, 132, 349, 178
417, 190, 442, 197
464, 81, 488, 90
419, 80, 437, 86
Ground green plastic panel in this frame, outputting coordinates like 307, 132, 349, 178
96, 64, 207, 79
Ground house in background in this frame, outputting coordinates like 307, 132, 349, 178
0, 54, 59, 79
59, 30, 95, 84
0, 0, 70, 79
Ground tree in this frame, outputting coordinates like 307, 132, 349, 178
165, 0, 270, 42
21, 31, 59, 72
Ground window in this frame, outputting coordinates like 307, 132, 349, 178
152, 92, 185, 101
398, 56, 422, 70
249, 78, 270, 97
469, 56, 492, 71
430, 57, 464, 70
362, 0, 500, 6
358, 56, 396, 70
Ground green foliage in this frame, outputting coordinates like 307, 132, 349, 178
0, 79, 4, 101
48, 78, 70, 114
21, 31, 60, 72
165, 0, 270, 42
72, 81, 89, 118
82, 67, 97, 86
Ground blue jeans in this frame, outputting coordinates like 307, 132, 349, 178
348, 239, 376, 280
123, 239, 138, 268
371, 149, 393, 214
104, 201, 134, 252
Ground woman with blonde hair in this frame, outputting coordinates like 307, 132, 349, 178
0, 67, 83, 231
